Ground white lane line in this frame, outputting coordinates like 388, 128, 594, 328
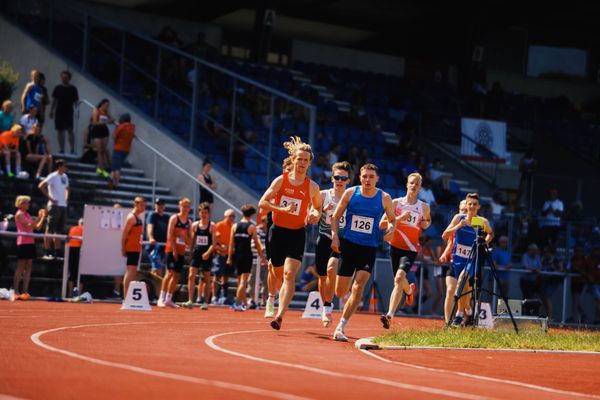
205, 329, 494, 400
0, 394, 29, 400
30, 322, 311, 400
360, 348, 600, 399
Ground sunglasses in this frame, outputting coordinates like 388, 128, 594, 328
333, 175, 349, 182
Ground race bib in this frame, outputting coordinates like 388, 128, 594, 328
339, 211, 347, 228
196, 235, 209, 246
455, 243, 472, 258
176, 237, 187, 246
350, 215, 374, 234
403, 211, 420, 227
280, 196, 301, 216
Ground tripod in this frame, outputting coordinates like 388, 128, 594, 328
447, 234, 519, 333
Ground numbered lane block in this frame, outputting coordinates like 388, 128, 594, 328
477, 302, 494, 329
121, 281, 152, 311
302, 291, 324, 319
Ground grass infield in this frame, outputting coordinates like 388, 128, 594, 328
373, 328, 600, 352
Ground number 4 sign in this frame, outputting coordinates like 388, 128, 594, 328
121, 281, 152, 311
302, 291, 324, 319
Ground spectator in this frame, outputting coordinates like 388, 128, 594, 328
1, 124, 25, 178
568, 246, 589, 323
146, 198, 170, 281
67, 218, 84, 297
491, 235, 512, 296
121, 196, 147, 299
20, 69, 42, 114
539, 188, 564, 247
327, 143, 341, 166
296, 264, 319, 292
197, 158, 217, 205
586, 247, 600, 324
539, 246, 564, 320
90, 99, 114, 178
13, 195, 47, 300
21, 123, 53, 179
0, 100, 14, 131
519, 243, 542, 300
38, 159, 69, 260
213, 209, 235, 304
248, 214, 268, 308
490, 191, 505, 217
418, 178, 437, 207
37, 73, 50, 130
517, 148, 537, 208
110, 113, 135, 188
50, 70, 79, 155
19, 105, 39, 134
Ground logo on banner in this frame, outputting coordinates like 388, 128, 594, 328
475, 122, 494, 148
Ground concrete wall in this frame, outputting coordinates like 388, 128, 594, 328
292, 40, 405, 77
0, 15, 258, 218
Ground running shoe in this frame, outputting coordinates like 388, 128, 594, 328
200, 303, 209, 310
464, 315, 475, 327
7, 171, 14, 178
270, 316, 283, 330
96, 167, 103, 175
164, 299, 179, 308
264, 300, 275, 318
156, 298, 166, 308
231, 303, 243, 311
20, 293, 30, 300
451, 316, 464, 327
101, 170, 110, 178
333, 328, 348, 342
322, 311, 333, 327
405, 283, 417, 306
182, 300, 194, 309
379, 314, 391, 329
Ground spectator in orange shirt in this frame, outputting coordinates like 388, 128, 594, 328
212, 209, 235, 304
110, 113, 135, 188
1, 125, 25, 178
67, 218, 84, 297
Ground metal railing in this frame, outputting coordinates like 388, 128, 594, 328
459, 133, 501, 188
2, 0, 315, 191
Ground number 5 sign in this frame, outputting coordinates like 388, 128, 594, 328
121, 281, 152, 311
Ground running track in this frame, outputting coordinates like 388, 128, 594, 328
1, 302, 598, 399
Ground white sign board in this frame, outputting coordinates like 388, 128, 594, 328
80, 204, 132, 276
302, 291, 323, 319
461, 117, 507, 162
121, 281, 151, 311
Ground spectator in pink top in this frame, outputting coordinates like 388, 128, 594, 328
14, 195, 47, 300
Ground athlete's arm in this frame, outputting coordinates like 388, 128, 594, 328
20, 83, 31, 113
204, 222, 217, 260
307, 181, 322, 224
420, 203, 432, 230
439, 236, 454, 263
441, 214, 465, 241
250, 224, 265, 260
121, 214, 135, 257
330, 188, 352, 253
226, 223, 236, 265
167, 215, 178, 260
258, 176, 294, 214
379, 198, 397, 230
482, 217, 494, 244
381, 192, 396, 243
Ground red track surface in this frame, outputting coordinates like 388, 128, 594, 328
1, 301, 598, 400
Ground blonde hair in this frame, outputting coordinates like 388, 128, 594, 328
282, 136, 313, 167
407, 172, 423, 183
15, 195, 31, 208
2, 100, 12, 109
10, 124, 23, 135
179, 197, 191, 206
134, 196, 146, 204
458, 200, 467, 211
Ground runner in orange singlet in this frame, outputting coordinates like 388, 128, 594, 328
121, 196, 147, 298
379, 173, 431, 329
259, 136, 321, 330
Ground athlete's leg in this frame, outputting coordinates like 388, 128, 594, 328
187, 267, 198, 302
275, 258, 301, 319
444, 276, 457, 323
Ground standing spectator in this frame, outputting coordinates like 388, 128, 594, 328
519, 243, 542, 300
110, 113, 135, 188
568, 246, 589, 323
539, 246, 564, 320
90, 99, 114, 178
38, 159, 69, 259
248, 214, 268, 308
1, 124, 25, 178
21, 123, 53, 179
517, 148, 537, 208
37, 73, 50, 131
586, 247, 600, 324
20, 70, 43, 114
67, 218, 84, 297
490, 192, 505, 218
539, 188, 564, 248
212, 209, 235, 304
50, 70, 79, 155
418, 178, 437, 207
491, 235, 512, 297
146, 198, 170, 281
197, 158, 217, 205
121, 196, 147, 299
0, 100, 14, 131
14, 195, 47, 300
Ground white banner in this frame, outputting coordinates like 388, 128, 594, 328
461, 117, 507, 162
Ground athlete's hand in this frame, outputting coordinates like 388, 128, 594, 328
173, 252, 179, 262
283, 203, 297, 214
307, 211, 319, 225
226, 257, 232, 266
383, 227, 394, 242
121, 248, 126, 257
439, 254, 449, 263
323, 202, 333, 212
397, 211, 411, 222
202, 251, 210, 260
331, 236, 340, 253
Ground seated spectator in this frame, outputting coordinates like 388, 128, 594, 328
296, 264, 318, 292
1, 125, 25, 178
539, 246, 564, 320
519, 243, 542, 300
110, 113, 135, 188
0, 100, 14, 131
21, 123, 53, 179
19, 105, 39, 134
491, 235, 512, 296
